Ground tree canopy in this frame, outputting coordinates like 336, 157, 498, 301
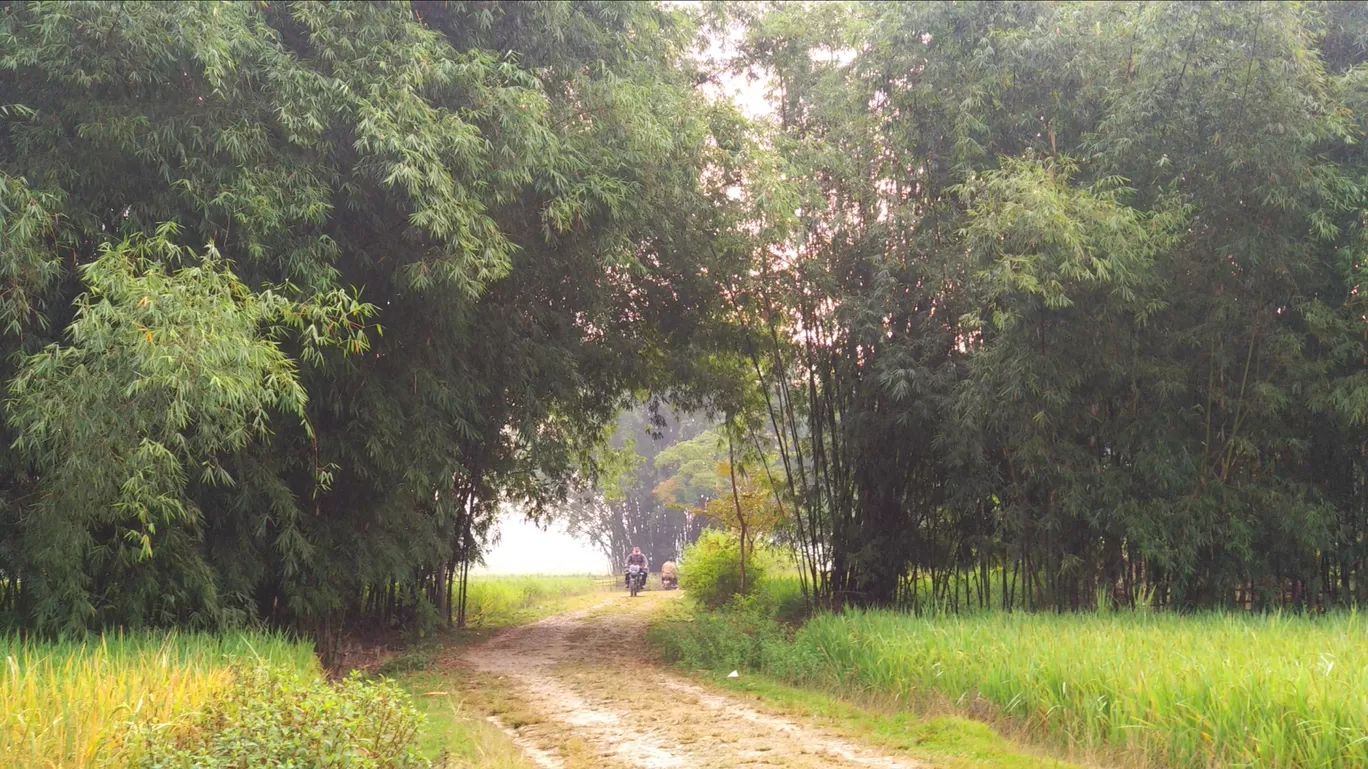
0, 0, 754, 644
730, 0, 1368, 612
7, 0, 1368, 641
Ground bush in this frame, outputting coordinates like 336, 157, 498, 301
758, 574, 809, 623
649, 594, 826, 681
134, 667, 429, 769
679, 530, 770, 609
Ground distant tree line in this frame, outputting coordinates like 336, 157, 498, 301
563, 402, 712, 571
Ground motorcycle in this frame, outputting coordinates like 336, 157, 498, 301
627, 563, 647, 597
660, 572, 678, 590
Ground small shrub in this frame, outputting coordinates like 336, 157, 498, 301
679, 530, 770, 609
759, 574, 809, 623
375, 649, 436, 678
650, 593, 826, 680
134, 667, 429, 769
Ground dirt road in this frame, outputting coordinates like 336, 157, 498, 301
458, 590, 921, 769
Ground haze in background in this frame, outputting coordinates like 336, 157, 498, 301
475, 508, 609, 575
479, 11, 764, 580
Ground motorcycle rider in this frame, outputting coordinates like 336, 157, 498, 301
625, 547, 648, 588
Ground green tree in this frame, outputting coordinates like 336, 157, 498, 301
735, 0, 1368, 612
564, 402, 713, 570
0, 1, 754, 642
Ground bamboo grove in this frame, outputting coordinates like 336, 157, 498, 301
7, 0, 1368, 645
729, 0, 1368, 613
0, 0, 754, 651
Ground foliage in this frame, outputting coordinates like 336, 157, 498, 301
724, 0, 1368, 613
656, 431, 782, 538
563, 403, 713, 568
653, 430, 732, 509
699, 467, 784, 558
654, 422, 785, 595
649, 595, 796, 675
12, 0, 1368, 652
1, 631, 315, 769
7, 229, 371, 634
678, 529, 775, 609
133, 667, 427, 769
0, 1, 753, 638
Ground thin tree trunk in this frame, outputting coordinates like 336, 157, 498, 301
728, 431, 748, 596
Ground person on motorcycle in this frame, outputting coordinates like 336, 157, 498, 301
625, 547, 648, 587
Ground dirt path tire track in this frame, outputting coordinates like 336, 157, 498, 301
457, 591, 922, 769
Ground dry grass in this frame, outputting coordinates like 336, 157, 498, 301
0, 632, 314, 769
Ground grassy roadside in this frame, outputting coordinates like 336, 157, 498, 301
383, 576, 616, 768
646, 597, 1100, 769
394, 669, 541, 769
697, 673, 1090, 769
1, 576, 613, 769
649, 585, 1368, 769
388, 575, 1100, 769
397, 666, 616, 769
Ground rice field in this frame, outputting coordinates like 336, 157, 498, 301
0, 575, 607, 769
459, 574, 607, 628
0, 632, 315, 769
779, 610, 1368, 769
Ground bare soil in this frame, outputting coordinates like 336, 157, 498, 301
453, 590, 922, 769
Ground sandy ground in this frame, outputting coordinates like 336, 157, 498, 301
457, 590, 922, 769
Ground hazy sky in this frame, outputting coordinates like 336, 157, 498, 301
475, 509, 610, 575
701, 19, 772, 121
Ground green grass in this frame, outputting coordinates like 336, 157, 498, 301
1, 631, 316, 769
1, 576, 610, 769
655, 600, 1368, 769
707, 673, 1083, 769
458, 574, 607, 629
398, 669, 539, 769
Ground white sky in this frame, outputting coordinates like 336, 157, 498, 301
474, 508, 610, 575
701, 30, 772, 121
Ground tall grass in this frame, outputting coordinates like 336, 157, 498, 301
1, 632, 315, 769
673, 607, 1368, 769
459, 574, 605, 627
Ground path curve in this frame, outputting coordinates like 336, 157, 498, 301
458, 591, 921, 769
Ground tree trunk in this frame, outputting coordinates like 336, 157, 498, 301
728, 432, 747, 596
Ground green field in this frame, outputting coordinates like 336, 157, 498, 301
459, 574, 607, 629
656, 594, 1368, 769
